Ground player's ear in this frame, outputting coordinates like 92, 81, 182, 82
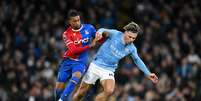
67, 18, 72, 24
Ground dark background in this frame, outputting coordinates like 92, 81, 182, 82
0, 0, 201, 101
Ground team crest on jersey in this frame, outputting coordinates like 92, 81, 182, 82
125, 48, 129, 52
85, 30, 89, 34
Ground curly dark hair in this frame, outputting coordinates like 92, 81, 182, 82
67, 9, 80, 20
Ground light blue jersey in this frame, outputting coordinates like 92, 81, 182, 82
92, 28, 151, 76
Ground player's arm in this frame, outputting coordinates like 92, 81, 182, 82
131, 47, 158, 83
63, 33, 92, 55
96, 28, 109, 37
131, 51, 151, 76
95, 28, 119, 43
88, 24, 103, 44
96, 28, 119, 38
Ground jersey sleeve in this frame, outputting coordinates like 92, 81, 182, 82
97, 28, 119, 38
63, 31, 90, 56
130, 45, 151, 76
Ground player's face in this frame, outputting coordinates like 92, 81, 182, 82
124, 31, 138, 44
69, 16, 81, 30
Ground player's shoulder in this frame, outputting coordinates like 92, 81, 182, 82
64, 26, 72, 32
63, 26, 72, 35
111, 29, 123, 37
99, 28, 121, 35
111, 28, 122, 34
83, 23, 95, 29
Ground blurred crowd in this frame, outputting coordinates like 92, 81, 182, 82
0, 0, 200, 101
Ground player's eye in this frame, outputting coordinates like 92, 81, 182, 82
129, 36, 135, 39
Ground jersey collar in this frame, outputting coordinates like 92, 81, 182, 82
72, 25, 83, 32
121, 34, 126, 45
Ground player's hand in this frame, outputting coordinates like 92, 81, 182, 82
94, 32, 102, 41
147, 73, 158, 84
89, 32, 102, 48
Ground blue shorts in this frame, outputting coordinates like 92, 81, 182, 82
57, 59, 87, 83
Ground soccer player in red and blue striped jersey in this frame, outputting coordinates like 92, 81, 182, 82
55, 9, 100, 101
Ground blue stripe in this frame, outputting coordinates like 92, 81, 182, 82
80, 24, 91, 46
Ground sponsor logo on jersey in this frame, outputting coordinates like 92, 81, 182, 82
74, 37, 89, 44
110, 44, 125, 58
125, 48, 129, 52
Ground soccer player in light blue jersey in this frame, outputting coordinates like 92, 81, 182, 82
73, 22, 159, 101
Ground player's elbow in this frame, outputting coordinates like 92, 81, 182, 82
98, 28, 105, 31
67, 46, 79, 55
133, 58, 139, 63
97, 28, 106, 35
66, 50, 76, 56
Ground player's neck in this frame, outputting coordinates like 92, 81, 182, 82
72, 25, 83, 32
122, 35, 126, 45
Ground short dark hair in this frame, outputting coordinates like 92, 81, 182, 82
123, 22, 142, 34
67, 9, 79, 20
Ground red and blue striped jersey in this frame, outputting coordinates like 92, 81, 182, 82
62, 24, 96, 64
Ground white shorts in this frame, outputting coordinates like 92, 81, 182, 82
82, 63, 115, 84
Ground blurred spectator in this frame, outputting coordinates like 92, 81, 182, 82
0, 0, 200, 101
